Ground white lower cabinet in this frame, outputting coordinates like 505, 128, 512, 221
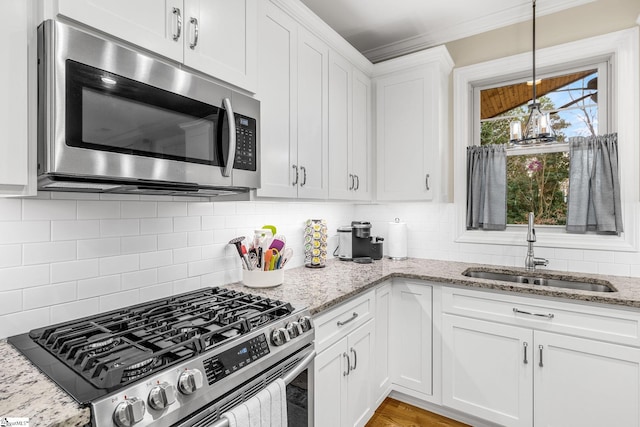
315, 319, 375, 427
442, 287, 640, 427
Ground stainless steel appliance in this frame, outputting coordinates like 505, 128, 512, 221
8, 287, 314, 427
336, 222, 383, 261
38, 20, 260, 197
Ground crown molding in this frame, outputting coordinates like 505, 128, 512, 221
363, 0, 595, 63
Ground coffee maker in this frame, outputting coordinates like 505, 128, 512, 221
336, 221, 383, 261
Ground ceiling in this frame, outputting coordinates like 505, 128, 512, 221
299, 0, 595, 63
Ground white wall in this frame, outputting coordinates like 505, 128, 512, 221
0, 192, 355, 338
356, 202, 640, 278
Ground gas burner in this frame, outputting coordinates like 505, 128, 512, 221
120, 357, 162, 381
84, 336, 121, 356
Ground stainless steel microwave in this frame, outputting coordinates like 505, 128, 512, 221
37, 20, 260, 197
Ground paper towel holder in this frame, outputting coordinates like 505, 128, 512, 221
387, 218, 408, 261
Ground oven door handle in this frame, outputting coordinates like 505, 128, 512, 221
222, 97, 236, 178
208, 349, 316, 427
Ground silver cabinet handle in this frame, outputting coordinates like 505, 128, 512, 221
300, 166, 307, 187
189, 17, 199, 49
539, 345, 544, 367
523, 342, 528, 364
172, 8, 182, 41
349, 174, 354, 190
350, 348, 357, 371
221, 98, 236, 178
425, 173, 430, 191
343, 352, 350, 376
355, 175, 360, 191
337, 312, 358, 327
292, 165, 299, 186
513, 308, 554, 319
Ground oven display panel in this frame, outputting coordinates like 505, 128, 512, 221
203, 334, 270, 385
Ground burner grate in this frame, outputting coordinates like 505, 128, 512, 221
28, 287, 293, 391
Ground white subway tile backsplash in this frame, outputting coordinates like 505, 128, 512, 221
173, 246, 202, 264
77, 275, 121, 299
139, 282, 173, 301
141, 217, 173, 235
188, 259, 217, 277
23, 241, 76, 265
122, 269, 158, 290
158, 232, 188, 250
173, 276, 203, 294
77, 200, 120, 219
51, 191, 100, 200
158, 201, 187, 218
23, 199, 76, 221
584, 250, 615, 264
174, 216, 201, 232
51, 299, 99, 324
100, 219, 140, 237
51, 259, 99, 283
0, 265, 50, 290
201, 215, 224, 230
140, 250, 173, 269
100, 289, 140, 312
0, 199, 21, 221
52, 220, 99, 241
188, 202, 214, 216
121, 201, 158, 219
0, 221, 50, 244
77, 237, 121, 260
23, 281, 77, 310
0, 308, 50, 338
0, 245, 21, 268
121, 235, 157, 254
213, 202, 236, 216
598, 262, 630, 277
188, 231, 214, 247
99, 254, 139, 276
157, 264, 188, 283
0, 290, 22, 314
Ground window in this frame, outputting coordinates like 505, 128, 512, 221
476, 64, 608, 226
453, 28, 639, 252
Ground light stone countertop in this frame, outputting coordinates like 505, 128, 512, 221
2, 257, 640, 426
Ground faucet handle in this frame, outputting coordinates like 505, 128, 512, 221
534, 257, 549, 267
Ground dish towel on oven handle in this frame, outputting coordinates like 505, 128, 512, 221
221, 378, 288, 427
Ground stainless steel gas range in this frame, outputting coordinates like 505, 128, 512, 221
8, 287, 315, 427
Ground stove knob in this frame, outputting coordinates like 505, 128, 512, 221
286, 321, 303, 339
148, 382, 177, 410
113, 397, 145, 427
298, 316, 313, 332
271, 328, 290, 346
177, 369, 204, 395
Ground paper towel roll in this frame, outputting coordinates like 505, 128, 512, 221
387, 218, 408, 260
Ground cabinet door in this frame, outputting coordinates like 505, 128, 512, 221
347, 320, 375, 427
390, 281, 433, 395
0, 0, 32, 196
374, 283, 392, 404
328, 51, 353, 200
296, 28, 329, 199
57, 0, 183, 62
442, 314, 533, 427
256, 1, 298, 198
376, 68, 434, 201
351, 69, 372, 201
315, 337, 348, 427
534, 331, 640, 427
183, 0, 257, 92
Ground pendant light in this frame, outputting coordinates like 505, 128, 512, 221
509, 0, 557, 146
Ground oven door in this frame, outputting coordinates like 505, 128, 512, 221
179, 345, 315, 427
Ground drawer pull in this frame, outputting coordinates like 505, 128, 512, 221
513, 308, 554, 319
350, 348, 357, 371
337, 312, 358, 327
523, 342, 528, 364
343, 352, 350, 376
539, 345, 544, 367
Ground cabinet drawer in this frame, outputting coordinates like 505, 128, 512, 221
442, 286, 640, 347
314, 290, 374, 353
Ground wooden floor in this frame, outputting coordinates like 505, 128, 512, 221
366, 398, 470, 427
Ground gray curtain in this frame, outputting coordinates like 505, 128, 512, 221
466, 144, 507, 230
566, 133, 623, 234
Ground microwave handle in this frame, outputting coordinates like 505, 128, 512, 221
222, 97, 236, 178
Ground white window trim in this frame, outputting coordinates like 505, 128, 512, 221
453, 27, 639, 252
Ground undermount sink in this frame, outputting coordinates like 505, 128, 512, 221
462, 269, 616, 293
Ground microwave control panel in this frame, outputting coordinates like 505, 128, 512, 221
234, 115, 257, 171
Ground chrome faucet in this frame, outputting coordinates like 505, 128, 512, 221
524, 212, 549, 271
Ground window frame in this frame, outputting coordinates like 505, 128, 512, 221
453, 27, 639, 252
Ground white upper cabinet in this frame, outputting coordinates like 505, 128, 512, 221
257, 3, 329, 199
374, 47, 453, 201
56, 0, 257, 92
328, 51, 371, 201
0, 0, 35, 196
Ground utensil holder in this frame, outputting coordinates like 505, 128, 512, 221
242, 269, 284, 288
